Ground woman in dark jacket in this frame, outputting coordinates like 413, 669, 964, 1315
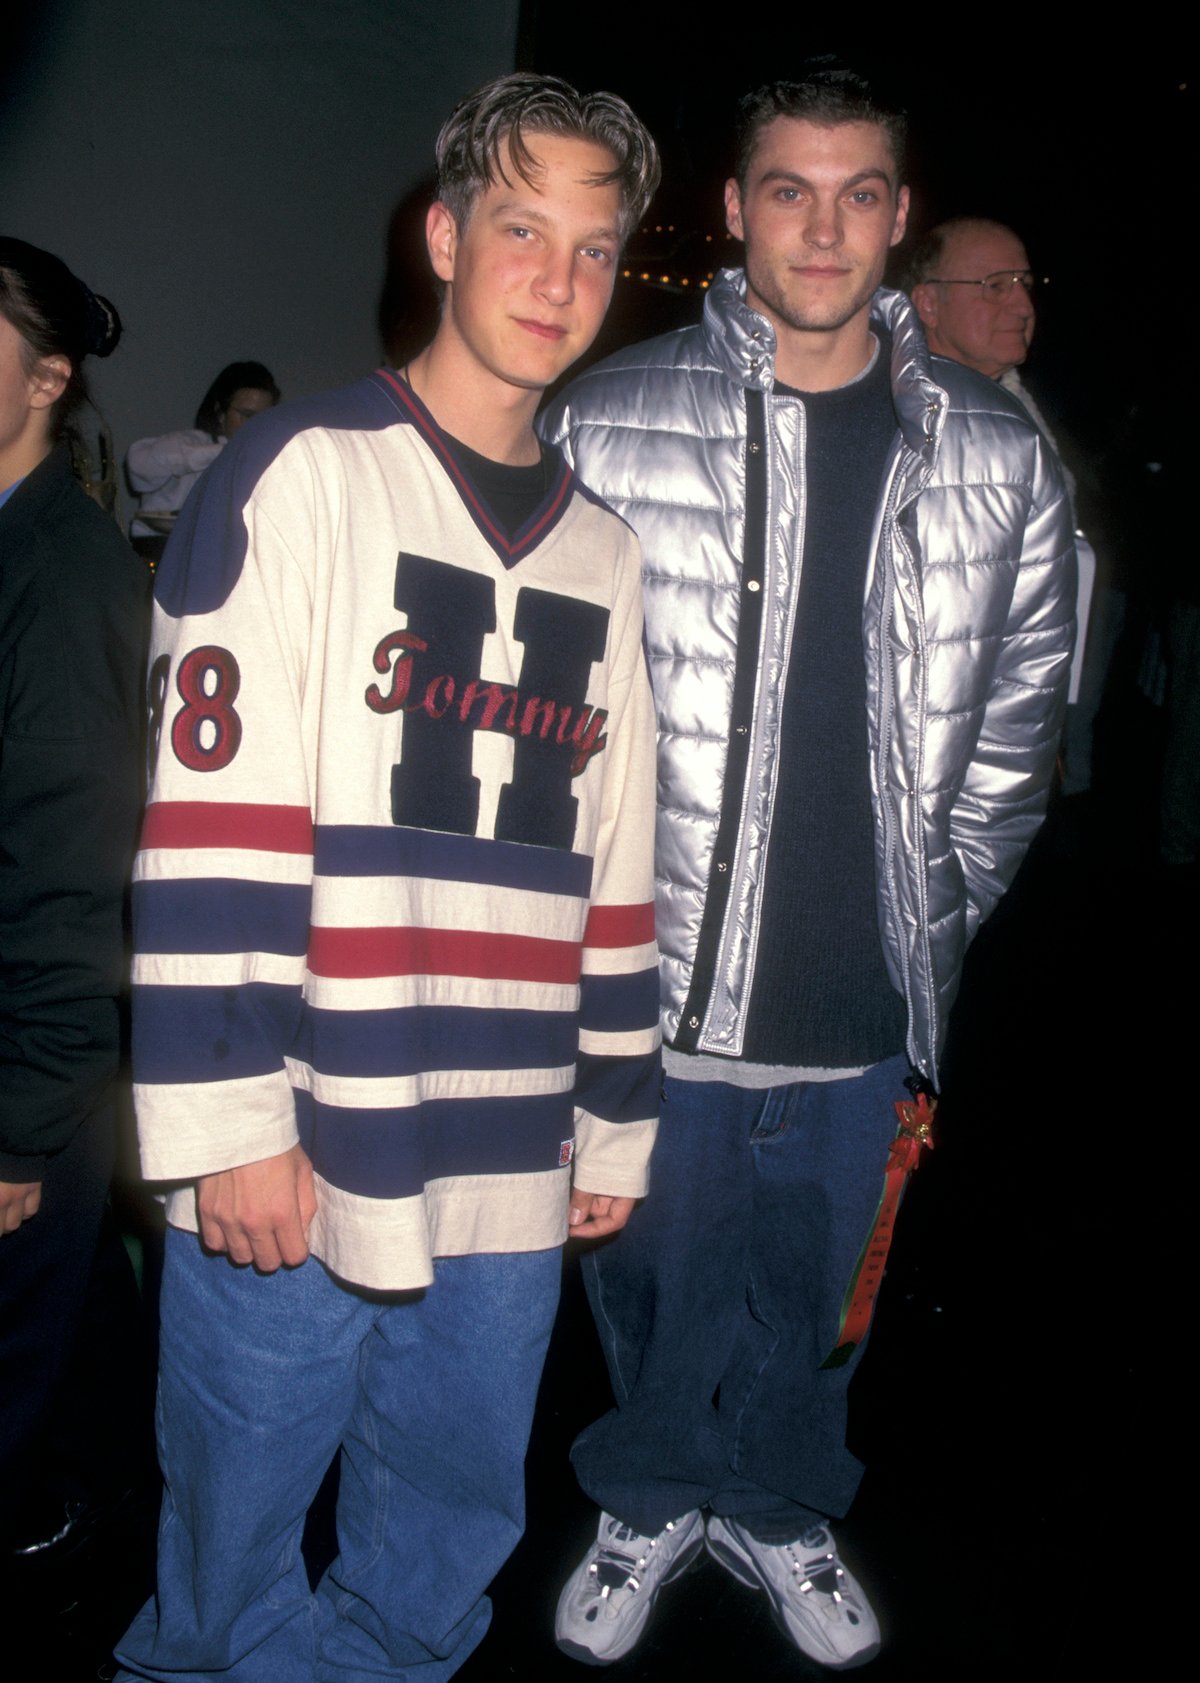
0, 237, 148, 1563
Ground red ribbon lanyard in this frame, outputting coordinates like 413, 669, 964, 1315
819, 1093, 936, 1370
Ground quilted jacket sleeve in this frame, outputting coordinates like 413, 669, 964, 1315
946, 425, 1076, 940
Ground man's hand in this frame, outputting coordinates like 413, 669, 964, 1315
196, 1144, 317, 1272
568, 1187, 636, 1241
0, 1179, 42, 1235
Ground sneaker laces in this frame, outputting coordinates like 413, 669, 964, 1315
588, 1519, 680, 1597
789, 1526, 849, 1603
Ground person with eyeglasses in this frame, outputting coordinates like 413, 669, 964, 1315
908, 218, 1039, 381
908, 220, 1069, 523
911, 219, 1103, 792
908, 218, 1076, 532
908, 218, 1066, 506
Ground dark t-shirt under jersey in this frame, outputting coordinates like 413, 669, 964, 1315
443, 434, 554, 538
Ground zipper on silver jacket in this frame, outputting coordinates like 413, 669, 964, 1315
704, 390, 807, 1056
674, 387, 770, 1055
890, 489, 937, 1082
875, 454, 920, 1074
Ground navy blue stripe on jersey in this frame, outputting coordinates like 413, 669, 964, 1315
134, 983, 303, 1084
574, 1048, 662, 1124
295, 1089, 576, 1198
568, 470, 638, 538
579, 968, 661, 1034
313, 824, 593, 898
134, 879, 311, 955
295, 1004, 577, 1078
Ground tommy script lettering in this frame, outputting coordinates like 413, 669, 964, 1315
366, 553, 611, 852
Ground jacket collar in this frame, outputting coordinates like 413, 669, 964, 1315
703, 268, 947, 466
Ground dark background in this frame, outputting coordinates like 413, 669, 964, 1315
3, 2, 1190, 519
520, 17, 1189, 468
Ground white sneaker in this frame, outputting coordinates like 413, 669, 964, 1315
555, 1508, 705, 1664
705, 1515, 881, 1670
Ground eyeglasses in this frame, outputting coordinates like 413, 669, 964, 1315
927, 270, 1044, 303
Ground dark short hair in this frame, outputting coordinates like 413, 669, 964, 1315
435, 71, 660, 243
194, 361, 281, 438
0, 236, 121, 437
905, 218, 1023, 290
734, 60, 908, 191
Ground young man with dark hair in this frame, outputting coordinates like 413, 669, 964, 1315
115, 72, 661, 1683
545, 62, 1075, 1670
730, 70, 909, 196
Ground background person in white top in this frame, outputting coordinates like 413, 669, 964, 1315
126, 359, 279, 545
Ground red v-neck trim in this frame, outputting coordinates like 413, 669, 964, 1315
374, 369, 573, 569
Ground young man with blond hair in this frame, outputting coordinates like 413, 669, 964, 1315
116, 72, 661, 1683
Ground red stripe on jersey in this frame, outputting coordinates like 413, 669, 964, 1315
140, 802, 314, 855
582, 903, 656, 948
308, 925, 583, 984
522, 465, 572, 547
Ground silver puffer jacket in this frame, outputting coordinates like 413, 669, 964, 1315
543, 272, 1075, 1084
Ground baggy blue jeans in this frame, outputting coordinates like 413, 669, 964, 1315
572, 1058, 909, 1539
115, 1229, 561, 1682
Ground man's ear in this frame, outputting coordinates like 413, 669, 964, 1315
910, 282, 938, 332
890, 185, 910, 248
426, 201, 458, 286
723, 178, 745, 242
28, 354, 70, 411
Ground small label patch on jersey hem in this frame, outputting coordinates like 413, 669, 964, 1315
558, 1139, 574, 1166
